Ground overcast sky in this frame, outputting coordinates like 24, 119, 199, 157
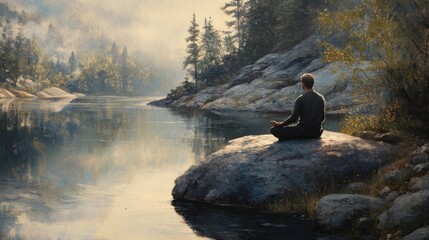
5, 0, 230, 88
78, 0, 229, 67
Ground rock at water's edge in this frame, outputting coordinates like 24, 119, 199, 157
36, 87, 76, 99
314, 194, 386, 232
172, 131, 400, 207
9, 89, 36, 98
0, 88, 15, 98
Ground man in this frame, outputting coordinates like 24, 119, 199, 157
270, 73, 325, 141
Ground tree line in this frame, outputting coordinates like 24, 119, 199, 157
0, 18, 159, 96
172, 0, 327, 99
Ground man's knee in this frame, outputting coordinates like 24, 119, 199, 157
271, 126, 281, 136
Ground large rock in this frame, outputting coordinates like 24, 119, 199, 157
172, 131, 400, 207
314, 194, 386, 232
36, 87, 76, 99
378, 190, 429, 234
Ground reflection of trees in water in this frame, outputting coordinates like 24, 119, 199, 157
0, 104, 126, 182
170, 109, 343, 162
0, 102, 135, 231
169, 109, 274, 162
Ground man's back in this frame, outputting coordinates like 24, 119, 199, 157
296, 91, 325, 132
270, 73, 326, 140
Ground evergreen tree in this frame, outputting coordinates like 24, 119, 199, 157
220, 0, 247, 53
200, 18, 224, 85
223, 34, 237, 55
183, 13, 201, 86
201, 17, 223, 68
110, 41, 120, 63
241, 0, 277, 64
45, 23, 63, 49
69, 51, 77, 73
11, 19, 25, 84
120, 46, 131, 92
273, 0, 326, 51
0, 18, 14, 82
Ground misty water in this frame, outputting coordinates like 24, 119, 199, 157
0, 96, 350, 240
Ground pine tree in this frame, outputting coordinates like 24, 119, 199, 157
12, 19, 25, 84
69, 51, 77, 73
120, 46, 131, 92
241, 0, 277, 63
183, 13, 201, 87
200, 17, 224, 84
201, 17, 223, 68
110, 42, 120, 63
0, 20, 14, 82
220, 0, 247, 53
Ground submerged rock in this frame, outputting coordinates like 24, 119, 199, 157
172, 131, 400, 207
314, 194, 386, 232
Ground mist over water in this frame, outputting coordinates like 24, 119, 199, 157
4, 0, 229, 93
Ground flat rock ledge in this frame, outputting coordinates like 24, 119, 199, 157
172, 131, 400, 207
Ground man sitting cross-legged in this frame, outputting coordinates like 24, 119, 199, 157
270, 73, 326, 141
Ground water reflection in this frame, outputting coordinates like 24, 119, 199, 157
173, 201, 352, 240
0, 96, 343, 239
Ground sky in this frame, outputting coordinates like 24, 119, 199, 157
4, 0, 230, 90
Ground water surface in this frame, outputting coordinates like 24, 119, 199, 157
0, 96, 347, 239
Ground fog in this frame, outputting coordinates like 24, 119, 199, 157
3, 0, 229, 92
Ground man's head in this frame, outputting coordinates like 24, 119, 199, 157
300, 73, 314, 90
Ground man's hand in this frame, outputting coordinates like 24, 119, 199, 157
270, 120, 283, 127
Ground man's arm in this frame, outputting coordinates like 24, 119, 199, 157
280, 97, 301, 126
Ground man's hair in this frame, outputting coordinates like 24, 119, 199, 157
300, 73, 315, 89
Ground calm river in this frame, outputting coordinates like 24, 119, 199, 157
0, 96, 350, 240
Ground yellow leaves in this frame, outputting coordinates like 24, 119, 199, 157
318, 4, 365, 36
321, 43, 356, 65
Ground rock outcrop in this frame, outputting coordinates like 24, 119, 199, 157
9, 89, 36, 98
0, 88, 15, 98
152, 35, 369, 114
172, 131, 399, 207
36, 87, 77, 99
